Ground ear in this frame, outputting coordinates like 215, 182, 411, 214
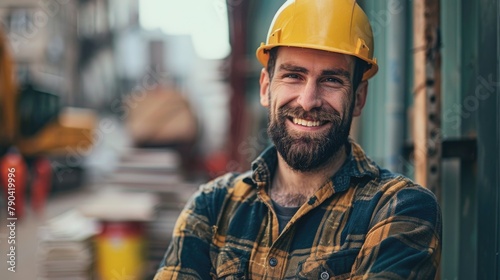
352, 81, 368, 117
259, 68, 270, 107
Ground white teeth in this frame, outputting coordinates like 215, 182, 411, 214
293, 118, 321, 127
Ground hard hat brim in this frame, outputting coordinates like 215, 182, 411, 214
256, 43, 378, 81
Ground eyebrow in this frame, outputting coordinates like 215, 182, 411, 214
321, 69, 351, 80
278, 63, 308, 74
278, 63, 351, 79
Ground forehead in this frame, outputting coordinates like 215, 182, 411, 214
275, 47, 354, 73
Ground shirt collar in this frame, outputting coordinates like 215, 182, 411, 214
248, 139, 379, 193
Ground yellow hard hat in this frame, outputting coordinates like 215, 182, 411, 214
256, 0, 378, 80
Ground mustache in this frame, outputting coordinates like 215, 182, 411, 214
277, 106, 341, 122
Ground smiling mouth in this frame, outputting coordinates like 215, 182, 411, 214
292, 117, 325, 127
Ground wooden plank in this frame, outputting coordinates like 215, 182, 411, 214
413, 0, 428, 187
413, 0, 442, 202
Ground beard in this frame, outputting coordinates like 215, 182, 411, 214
267, 102, 353, 172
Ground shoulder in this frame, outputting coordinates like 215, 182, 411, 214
189, 171, 256, 223
376, 169, 439, 206
368, 169, 441, 234
358, 168, 437, 202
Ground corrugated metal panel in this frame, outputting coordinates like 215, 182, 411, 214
357, 0, 390, 168
441, 0, 464, 278
476, 0, 500, 277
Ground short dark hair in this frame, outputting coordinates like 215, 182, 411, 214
265, 47, 368, 92
265, 47, 279, 80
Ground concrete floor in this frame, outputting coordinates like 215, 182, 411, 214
0, 187, 96, 280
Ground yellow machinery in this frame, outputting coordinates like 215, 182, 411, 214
0, 26, 17, 150
0, 26, 96, 157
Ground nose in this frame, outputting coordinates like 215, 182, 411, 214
296, 81, 322, 111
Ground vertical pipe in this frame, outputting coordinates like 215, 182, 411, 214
440, 1, 462, 277
456, 0, 479, 277
385, 0, 406, 173
227, 0, 249, 169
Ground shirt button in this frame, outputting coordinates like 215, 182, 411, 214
268, 257, 278, 267
320, 271, 330, 279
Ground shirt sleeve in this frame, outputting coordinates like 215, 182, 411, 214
153, 187, 215, 280
350, 180, 442, 280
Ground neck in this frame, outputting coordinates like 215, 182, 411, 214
270, 145, 348, 207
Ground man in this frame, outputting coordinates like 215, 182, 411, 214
154, 0, 442, 279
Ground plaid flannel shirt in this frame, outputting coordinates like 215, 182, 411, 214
154, 141, 442, 279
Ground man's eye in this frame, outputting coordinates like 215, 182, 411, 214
284, 73, 300, 79
323, 77, 343, 84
